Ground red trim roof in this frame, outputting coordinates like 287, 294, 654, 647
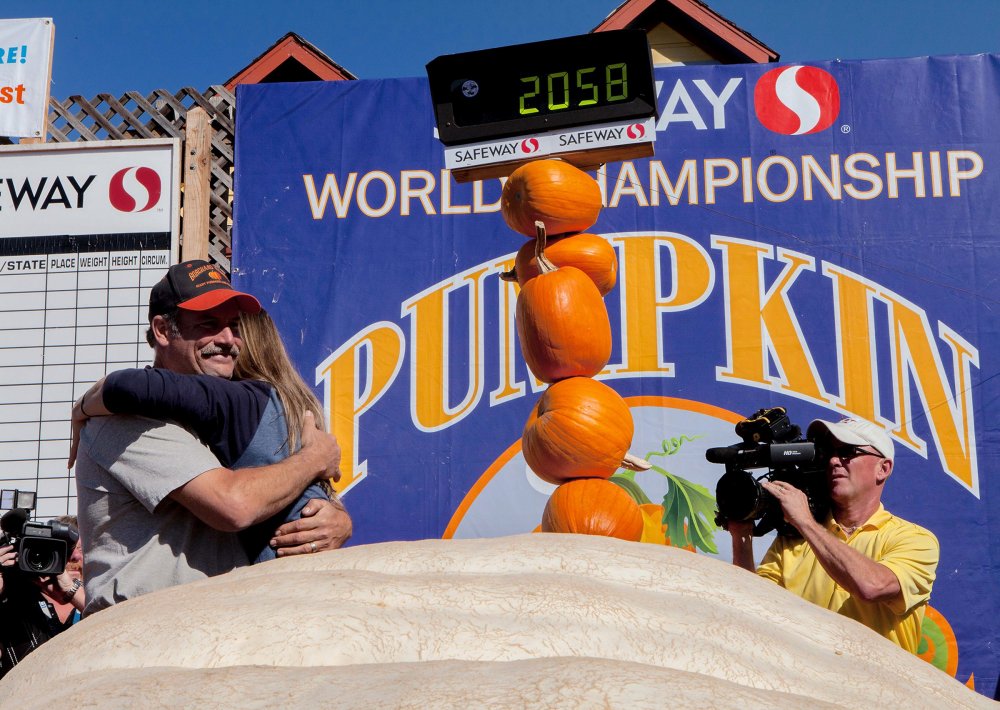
224, 32, 356, 91
594, 0, 778, 63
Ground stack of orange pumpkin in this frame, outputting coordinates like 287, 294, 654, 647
500, 159, 648, 543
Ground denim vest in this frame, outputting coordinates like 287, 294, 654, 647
235, 390, 328, 563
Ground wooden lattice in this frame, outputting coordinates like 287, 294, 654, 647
39, 86, 237, 274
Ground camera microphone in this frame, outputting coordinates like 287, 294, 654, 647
705, 442, 816, 468
1, 507, 29, 535
705, 446, 741, 463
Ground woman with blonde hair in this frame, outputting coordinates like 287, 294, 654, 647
70, 309, 344, 563
232, 308, 324, 455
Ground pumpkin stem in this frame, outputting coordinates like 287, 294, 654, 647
621, 454, 652, 471
499, 268, 518, 282
534, 220, 558, 274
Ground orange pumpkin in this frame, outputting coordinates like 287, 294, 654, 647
514, 221, 611, 383
522, 377, 645, 484
508, 232, 618, 296
516, 259, 611, 383
541, 478, 644, 541
501, 159, 602, 238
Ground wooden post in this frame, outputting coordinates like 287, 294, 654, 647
181, 107, 212, 261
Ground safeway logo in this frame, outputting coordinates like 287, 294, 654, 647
520, 138, 539, 154
754, 65, 840, 135
109, 166, 161, 212
626, 123, 645, 140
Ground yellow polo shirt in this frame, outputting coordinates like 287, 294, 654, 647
756, 505, 939, 653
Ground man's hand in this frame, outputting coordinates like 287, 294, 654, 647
270, 497, 352, 557
265, 414, 348, 557
32, 570, 76, 600
0, 544, 16, 596
0, 544, 15, 567
761, 480, 815, 532
299, 411, 341, 482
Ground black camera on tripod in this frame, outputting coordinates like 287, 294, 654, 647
1, 489, 78, 577
707, 407, 829, 537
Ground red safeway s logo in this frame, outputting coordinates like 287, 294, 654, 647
109, 166, 162, 212
754, 65, 840, 135
626, 123, 645, 140
520, 138, 539, 154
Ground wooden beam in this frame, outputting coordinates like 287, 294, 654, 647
181, 107, 212, 261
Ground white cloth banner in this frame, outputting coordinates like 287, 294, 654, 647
0, 18, 54, 138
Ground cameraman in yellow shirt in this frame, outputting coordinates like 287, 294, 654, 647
728, 418, 939, 653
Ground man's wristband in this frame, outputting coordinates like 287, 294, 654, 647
64, 578, 82, 601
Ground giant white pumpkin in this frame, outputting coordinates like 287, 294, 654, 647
3, 534, 990, 708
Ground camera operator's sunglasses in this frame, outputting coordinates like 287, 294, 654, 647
831, 445, 883, 462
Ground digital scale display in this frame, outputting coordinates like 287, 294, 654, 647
427, 30, 656, 146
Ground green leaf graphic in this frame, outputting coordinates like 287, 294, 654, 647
660, 473, 718, 554
622, 433, 719, 554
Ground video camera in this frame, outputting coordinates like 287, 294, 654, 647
0, 489, 78, 577
706, 407, 829, 537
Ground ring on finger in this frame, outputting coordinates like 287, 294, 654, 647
309, 541, 318, 553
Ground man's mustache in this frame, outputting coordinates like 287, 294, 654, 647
200, 344, 240, 358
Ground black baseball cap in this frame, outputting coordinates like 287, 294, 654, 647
148, 260, 261, 322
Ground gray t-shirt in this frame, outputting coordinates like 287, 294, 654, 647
75, 415, 250, 614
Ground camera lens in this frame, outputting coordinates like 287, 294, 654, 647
17, 538, 66, 575
24, 547, 56, 572
716, 469, 767, 522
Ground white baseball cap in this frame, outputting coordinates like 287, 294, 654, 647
807, 417, 895, 460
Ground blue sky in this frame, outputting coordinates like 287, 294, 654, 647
5, 0, 1000, 99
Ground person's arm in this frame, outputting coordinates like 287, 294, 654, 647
69, 377, 110, 468
726, 519, 757, 572
762, 480, 902, 604
69, 370, 266, 468
169, 411, 340, 532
